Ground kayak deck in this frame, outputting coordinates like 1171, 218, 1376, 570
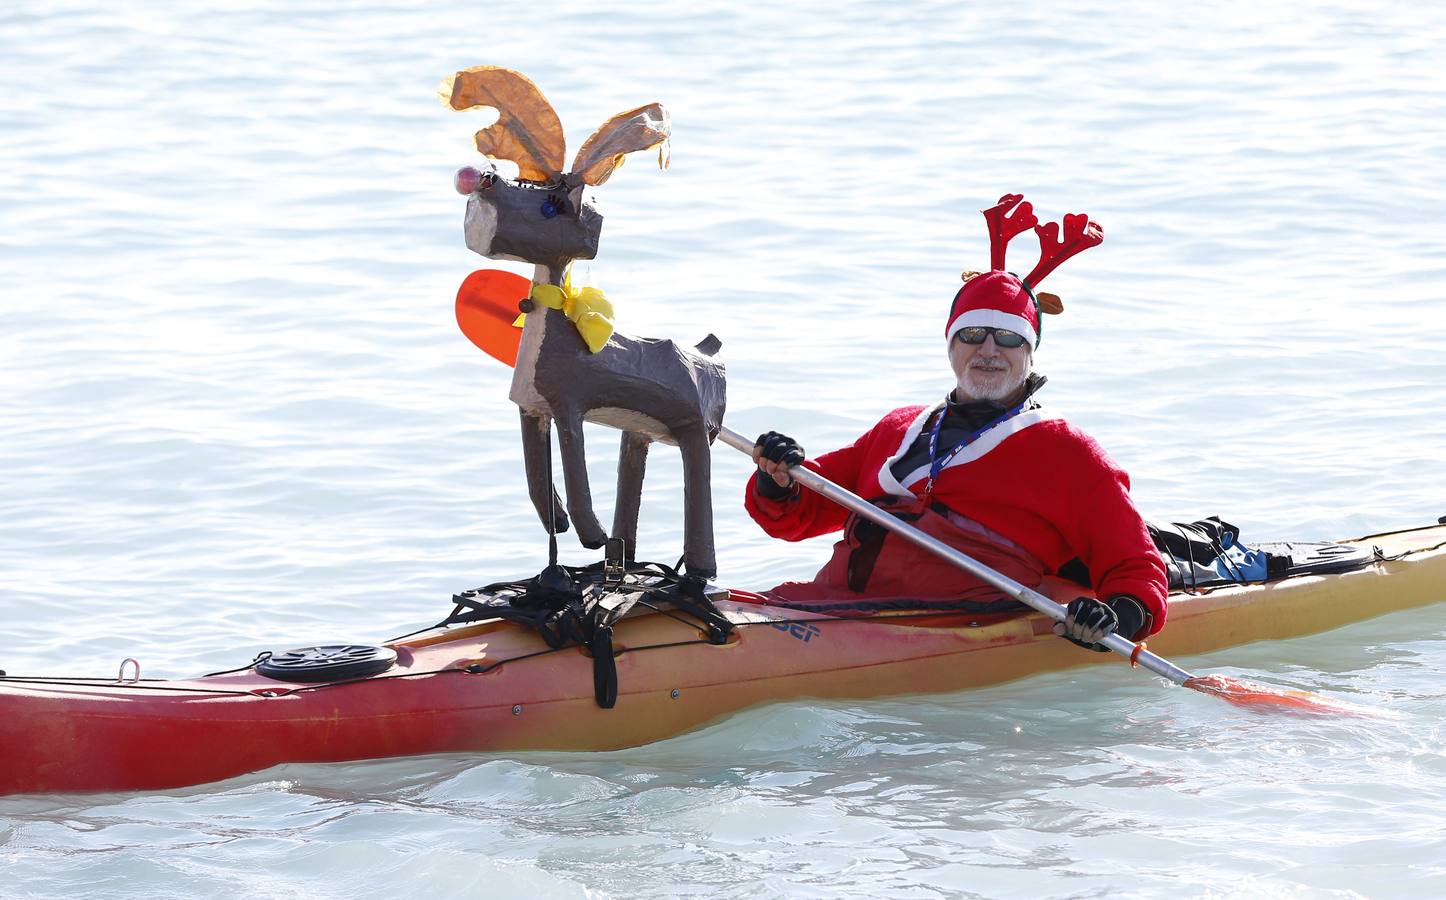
2, 523, 1443, 795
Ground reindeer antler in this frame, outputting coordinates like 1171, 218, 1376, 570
982, 194, 1038, 271
1023, 213, 1103, 288
570, 103, 671, 187
442, 66, 566, 183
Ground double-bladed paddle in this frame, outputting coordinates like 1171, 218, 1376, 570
715, 425, 1380, 717
456, 268, 531, 366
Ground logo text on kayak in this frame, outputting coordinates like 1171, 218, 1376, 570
769, 621, 821, 643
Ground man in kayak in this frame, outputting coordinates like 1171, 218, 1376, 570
746, 195, 1168, 650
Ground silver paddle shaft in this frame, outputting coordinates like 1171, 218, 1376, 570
718, 425, 1194, 685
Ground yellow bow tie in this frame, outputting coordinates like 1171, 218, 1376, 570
520, 278, 616, 353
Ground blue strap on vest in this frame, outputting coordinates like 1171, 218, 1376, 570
921, 400, 1028, 496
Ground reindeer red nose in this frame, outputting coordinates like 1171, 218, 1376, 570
454, 166, 489, 195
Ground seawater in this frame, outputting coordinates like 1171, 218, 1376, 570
3, 1, 1445, 897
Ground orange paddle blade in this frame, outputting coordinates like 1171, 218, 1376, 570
1184, 674, 1389, 718
456, 269, 532, 367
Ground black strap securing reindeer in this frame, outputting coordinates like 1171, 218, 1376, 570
440, 550, 735, 709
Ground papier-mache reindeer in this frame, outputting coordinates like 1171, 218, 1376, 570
444, 66, 725, 579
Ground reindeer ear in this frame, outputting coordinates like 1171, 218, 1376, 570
570, 103, 671, 187
442, 66, 566, 183
1037, 292, 1064, 315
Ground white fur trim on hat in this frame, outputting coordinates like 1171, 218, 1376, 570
944, 308, 1038, 346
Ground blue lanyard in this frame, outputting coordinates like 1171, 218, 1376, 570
921, 400, 1028, 496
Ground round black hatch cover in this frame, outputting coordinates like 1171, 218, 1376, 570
256, 644, 397, 683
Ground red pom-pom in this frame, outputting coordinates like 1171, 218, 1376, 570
454, 166, 484, 195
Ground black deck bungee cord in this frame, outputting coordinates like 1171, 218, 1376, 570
0, 606, 1025, 696
9, 531, 1440, 697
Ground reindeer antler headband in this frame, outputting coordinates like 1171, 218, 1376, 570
946, 194, 1104, 348
985, 193, 1103, 288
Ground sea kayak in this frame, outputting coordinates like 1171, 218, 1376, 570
2, 522, 1443, 796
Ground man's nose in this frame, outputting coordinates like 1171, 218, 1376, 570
980, 334, 998, 352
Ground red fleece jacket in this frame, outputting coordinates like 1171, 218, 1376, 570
745, 404, 1168, 636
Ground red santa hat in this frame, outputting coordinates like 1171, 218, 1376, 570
945, 194, 1103, 349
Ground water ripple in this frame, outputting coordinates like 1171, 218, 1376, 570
5, 0, 1446, 896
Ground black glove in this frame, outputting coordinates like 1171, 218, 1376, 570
1054, 595, 1149, 652
753, 431, 805, 500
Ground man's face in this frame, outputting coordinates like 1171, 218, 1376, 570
949, 329, 1032, 401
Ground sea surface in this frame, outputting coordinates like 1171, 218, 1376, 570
3, 1, 1445, 897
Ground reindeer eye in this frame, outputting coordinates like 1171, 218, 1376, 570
540, 193, 573, 219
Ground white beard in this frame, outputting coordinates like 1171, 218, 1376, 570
956, 356, 1030, 402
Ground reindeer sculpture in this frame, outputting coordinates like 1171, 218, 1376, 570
444, 66, 726, 579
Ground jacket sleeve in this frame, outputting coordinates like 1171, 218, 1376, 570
743, 417, 890, 542
1066, 462, 1169, 639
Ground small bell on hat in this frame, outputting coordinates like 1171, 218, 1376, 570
945, 194, 1102, 348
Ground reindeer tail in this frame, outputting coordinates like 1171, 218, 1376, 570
694, 334, 722, 357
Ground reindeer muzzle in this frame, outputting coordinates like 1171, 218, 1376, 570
464, 178, 603, 269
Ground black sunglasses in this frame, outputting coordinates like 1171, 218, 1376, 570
954, 326, 1027, 349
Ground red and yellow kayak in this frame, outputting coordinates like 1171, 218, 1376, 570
1, 523, 1442, 796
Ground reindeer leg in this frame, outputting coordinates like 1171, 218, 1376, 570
612, 431, 651, 562
518, 410, 569, 534
676, 424, 717, 579
551, 406, 608, 549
